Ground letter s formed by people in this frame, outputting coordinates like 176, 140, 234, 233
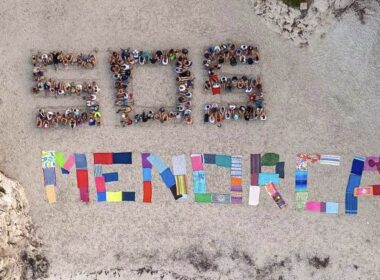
32, 51, 101, 129
202, 43, 266, 126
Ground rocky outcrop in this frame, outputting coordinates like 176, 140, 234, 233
252, 0, 357, 46
0, 173, 49, 279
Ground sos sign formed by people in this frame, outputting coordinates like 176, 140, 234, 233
41, 151, 380, 216
32, 43, 264, 128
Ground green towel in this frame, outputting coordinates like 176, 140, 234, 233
195, 193, 212, 203
261, 153, 279, 166
55, 152, 66, 168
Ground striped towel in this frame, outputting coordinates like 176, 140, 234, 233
320, 155, 341, 166
295, 191, 309, 209
93, 164, 103, 177
231, 155, 243, 204
175, 175, 187, 196
231, 156, 242, 177
212, 193, 231, 204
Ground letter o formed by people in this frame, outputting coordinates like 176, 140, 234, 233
109, 48, 194, 126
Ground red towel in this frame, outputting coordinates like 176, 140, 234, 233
79, 188, 89, 202
373, 185, 380, 195
95, 176, 106, 192
211, 85, 221, 95
143, 181, 152, 203
93, 153, 113, 164
76, 170, 89, 189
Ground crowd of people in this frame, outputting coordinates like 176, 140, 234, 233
32, 51, 96, 70
36, 108, 100, 128
202, 43, 266, 125
31, 46, 268, 128
32, 52, 101, 128
32, 80, 100, 97
109, 48, 194, 126
204, 104, 266, 126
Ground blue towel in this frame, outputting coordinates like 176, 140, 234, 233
97, 192, 107, 202
351, 156, 365, 176
43, 167, 56, 186
345, 173, 361, 214
122, 191, 135, 201
326, 202, 339, 214
258, 172, 280, 186
61, 168, 69, 174
275, 162, 285, 179
193, 170, 206, 193
295, 170, 308, 192
103, 172, 119, 182
112, 152, 132, 164
142, 168, 152, 181
203, 154, 216, 164
148, 154, 168, 173
160, 168, 176, 188
74, 153, 87, 170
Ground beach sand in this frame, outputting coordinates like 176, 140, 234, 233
0, 0, 379, 279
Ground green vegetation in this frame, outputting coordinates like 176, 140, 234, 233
282, 0, 303, 8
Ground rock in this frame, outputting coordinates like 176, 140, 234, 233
251, 0, 363, 46
283, 23, 293, 32
334, 0, 355, 10
292, 26, 301, 34
313, 0, 333, 13
0, 172, 49, 279
282, 31, 292, 39
277, 17, 286, 27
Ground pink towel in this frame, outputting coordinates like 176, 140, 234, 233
63, 154, 75, 171
305, 201, 322, 212
191, 154, 204, 171
95, 176, 106, 192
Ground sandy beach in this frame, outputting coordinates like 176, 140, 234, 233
0, 0, 380, 279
